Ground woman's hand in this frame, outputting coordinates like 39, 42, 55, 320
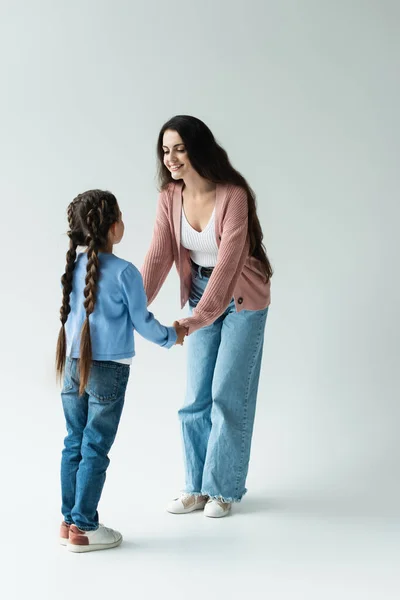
173, 321, 188, 346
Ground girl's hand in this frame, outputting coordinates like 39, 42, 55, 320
173, 321, 188, 346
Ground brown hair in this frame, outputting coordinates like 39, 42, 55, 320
157, 115, 273, 280
56, 190, 120, 394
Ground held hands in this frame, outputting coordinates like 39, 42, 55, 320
173, 321, 188, 346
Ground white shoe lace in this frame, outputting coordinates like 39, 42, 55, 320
207, 499, 230, 509
98, 523, 115, 535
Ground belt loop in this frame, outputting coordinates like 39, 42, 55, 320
197, 264, 203, 279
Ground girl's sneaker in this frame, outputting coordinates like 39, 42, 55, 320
60, 521, 71, 545
67, 523, 122, 553
167, 493, 208, 514
204, 499, 232, 518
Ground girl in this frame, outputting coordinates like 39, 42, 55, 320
57, 189, 186, 552
142, 116, 273, 518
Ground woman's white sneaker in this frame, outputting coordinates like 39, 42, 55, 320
204, 499, 232, 518
67, 523, 122, 552
167, 493, 208, 514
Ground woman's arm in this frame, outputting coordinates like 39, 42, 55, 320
141, 190, 174, 306
179, 186, 249, 335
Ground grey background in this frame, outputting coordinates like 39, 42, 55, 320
1, 1, 399, 598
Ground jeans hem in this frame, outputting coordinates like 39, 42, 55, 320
201, 488, 247, 503
72, 524, 99, 532
182, 490, 206, 497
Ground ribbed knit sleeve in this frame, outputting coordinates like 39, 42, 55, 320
179, 186, 249, 334
141, 190, 174, 306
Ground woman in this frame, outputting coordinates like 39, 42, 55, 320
142, 115, 272, 518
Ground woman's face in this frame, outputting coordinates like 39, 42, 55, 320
162, 129, 195, 180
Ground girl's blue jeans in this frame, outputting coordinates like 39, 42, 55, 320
60, 358, 130, 530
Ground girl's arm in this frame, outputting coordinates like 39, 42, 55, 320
141, 190, 174, 306
179, 186, 249, 335
120, 263, 177, 348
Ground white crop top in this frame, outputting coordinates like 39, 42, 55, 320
181, 207, 219, 267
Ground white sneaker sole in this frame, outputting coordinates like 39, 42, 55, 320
60, 538, 68, 546
67, 536, 123, 553
167, 500, 207, 515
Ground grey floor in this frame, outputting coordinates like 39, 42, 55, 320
7, 490, 399, 600
6, 411, 400, 600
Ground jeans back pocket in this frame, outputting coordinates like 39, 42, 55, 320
87, 361, 129, 403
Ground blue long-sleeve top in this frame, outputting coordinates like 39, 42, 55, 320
65, 252, 177, 360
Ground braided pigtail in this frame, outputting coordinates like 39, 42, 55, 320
56, 190, 119, 392
78, 206, 104, 394
56, 203, 78, 379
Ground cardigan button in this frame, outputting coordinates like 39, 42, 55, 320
238, 297, 243, 305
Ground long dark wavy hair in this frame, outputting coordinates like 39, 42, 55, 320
157, 115, 273, 280
56, 190, 120, 394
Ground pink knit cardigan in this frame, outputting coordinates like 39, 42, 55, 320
141, 181, 271, 335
